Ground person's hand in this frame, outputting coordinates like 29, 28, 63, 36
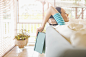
36, 26, 44, 37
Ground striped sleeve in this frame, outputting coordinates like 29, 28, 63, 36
53, 13, 65, 25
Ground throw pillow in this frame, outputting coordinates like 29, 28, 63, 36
53, 24, 75, 44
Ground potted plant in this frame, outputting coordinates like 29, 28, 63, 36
14, 29, 30, 48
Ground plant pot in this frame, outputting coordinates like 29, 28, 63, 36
26, 39, 28, 45
15, 39, 26, 48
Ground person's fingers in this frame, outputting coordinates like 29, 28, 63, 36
36, 28, 41, 36
36, 27, 43, 37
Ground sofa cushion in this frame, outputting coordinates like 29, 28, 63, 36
70, 30, 86, 48
53, 19, 86, 48
53, 24, 75, 44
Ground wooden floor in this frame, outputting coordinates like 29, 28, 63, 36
3, 45, 45, 57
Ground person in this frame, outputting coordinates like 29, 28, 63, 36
36, 6, 69, 36
48, 7, 62, 26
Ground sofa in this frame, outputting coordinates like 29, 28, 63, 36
45, 26, 86, 57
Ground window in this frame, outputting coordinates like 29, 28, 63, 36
0, 0, 16, 56
18, 0, 44, 23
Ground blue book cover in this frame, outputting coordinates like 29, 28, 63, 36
34, 32, 46, 54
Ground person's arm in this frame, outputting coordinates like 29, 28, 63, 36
36, 6, 58, 36
41, 6, 59, 28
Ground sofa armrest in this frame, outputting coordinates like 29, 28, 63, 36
46, 26, 73, 57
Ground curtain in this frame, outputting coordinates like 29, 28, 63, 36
0, 0, 17, 56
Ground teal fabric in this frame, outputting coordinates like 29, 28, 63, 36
34, 32, 46, 54
53, 13, 65, 25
